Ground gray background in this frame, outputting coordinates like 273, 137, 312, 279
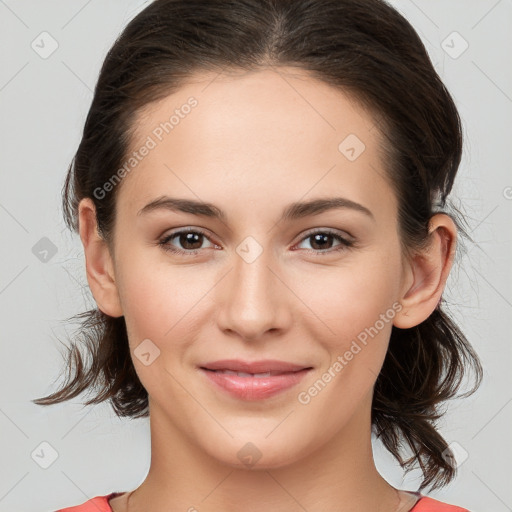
0, 1, 510, 511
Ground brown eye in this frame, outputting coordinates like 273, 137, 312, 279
158, 229, 214, 255
295, 229, 354, 255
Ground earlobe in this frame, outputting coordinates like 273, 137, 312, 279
393, 213, 457, 329
78, 198, 123, 318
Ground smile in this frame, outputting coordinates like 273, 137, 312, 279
199, 360, 312, 400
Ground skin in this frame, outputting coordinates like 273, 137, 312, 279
78, 67, 456, 512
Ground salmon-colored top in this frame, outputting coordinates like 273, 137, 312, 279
56, 492, 471, 511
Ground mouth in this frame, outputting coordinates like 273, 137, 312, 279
199, 360, 313, 400
203, 369, 289, 377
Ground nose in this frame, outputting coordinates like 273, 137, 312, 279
215, 246, 292, 341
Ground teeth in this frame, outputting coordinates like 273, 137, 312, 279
252, 372, 272, 378
215, 370, 273, 377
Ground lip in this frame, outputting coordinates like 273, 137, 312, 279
199, 359, 313, 400
201, 359, 309, 373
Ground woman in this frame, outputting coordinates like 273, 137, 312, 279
34, 0, 483, 510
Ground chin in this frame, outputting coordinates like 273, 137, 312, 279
201, 431, 314, 471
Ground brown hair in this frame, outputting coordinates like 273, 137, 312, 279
33, 0, 483, 492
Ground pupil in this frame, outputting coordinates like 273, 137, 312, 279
181, 232, 202, 250
311, 233, 331, 250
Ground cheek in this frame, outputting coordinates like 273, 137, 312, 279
298, 252, 402, 346
114, 246, 204, 350
292, 273, 400, 435
292, 249, 403, 406
115, 260, 210, 405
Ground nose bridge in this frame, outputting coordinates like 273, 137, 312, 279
216, 239, 288, 339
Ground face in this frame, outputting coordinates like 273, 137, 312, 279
103, 67, 412, 468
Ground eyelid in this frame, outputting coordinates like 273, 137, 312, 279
162, 226, 212, 240
295, 227, 355, 244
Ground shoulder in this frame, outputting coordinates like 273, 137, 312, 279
412, 496, 471, 512
54, 492, 472, 512
55, 493, 119, 512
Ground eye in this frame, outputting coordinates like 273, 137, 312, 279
294, 229, 354, 255
158, 228, 217, 256
157, 227, 354, 257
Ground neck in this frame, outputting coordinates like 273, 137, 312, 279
121, 393, 407, 512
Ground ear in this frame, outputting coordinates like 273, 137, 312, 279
78, 197, 123, 318
393, 213, 457, 329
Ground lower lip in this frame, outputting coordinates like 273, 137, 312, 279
200, 368, 311, 400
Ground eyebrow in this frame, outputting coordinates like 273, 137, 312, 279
137, 195, 374, 222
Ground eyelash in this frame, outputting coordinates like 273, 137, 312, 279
157, 228, 355, 257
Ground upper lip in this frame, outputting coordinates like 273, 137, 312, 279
200, 359, 311, 373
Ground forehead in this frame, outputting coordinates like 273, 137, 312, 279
131, 67, 379, 154
116, 67, 395, 224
